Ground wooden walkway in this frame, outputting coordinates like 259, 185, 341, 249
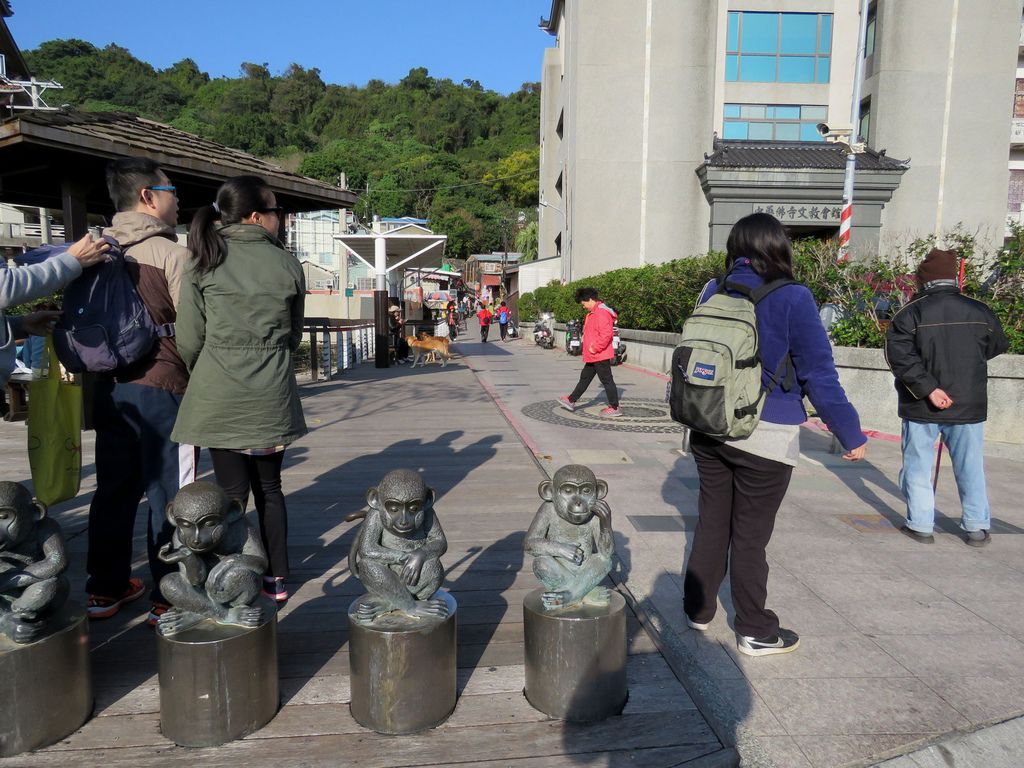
1, 361, 724, 767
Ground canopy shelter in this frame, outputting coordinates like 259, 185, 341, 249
336, 222, 447, 368
0, 110, 358, 239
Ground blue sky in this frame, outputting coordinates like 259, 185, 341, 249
7, 1, 554, 94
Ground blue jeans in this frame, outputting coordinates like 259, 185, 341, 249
899, 420, 990, 534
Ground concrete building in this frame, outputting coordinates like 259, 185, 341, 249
539, 0, 1023, 280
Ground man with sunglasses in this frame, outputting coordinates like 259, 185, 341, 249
85, 157, 195, 626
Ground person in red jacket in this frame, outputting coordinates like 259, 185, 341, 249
476, 302, 493, 342
559, 287, 621, 417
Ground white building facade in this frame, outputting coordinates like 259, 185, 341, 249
539, 0, 1023, 280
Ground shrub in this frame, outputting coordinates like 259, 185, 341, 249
518, 231, 1023, 353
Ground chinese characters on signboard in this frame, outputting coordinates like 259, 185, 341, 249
753, 203, 842, 223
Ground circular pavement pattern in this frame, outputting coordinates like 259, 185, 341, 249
521, 398, 685, 433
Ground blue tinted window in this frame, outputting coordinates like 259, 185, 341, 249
723, 103, 828, 144
723, 122, 748, 140
740, 55, 777, 82
741, 13, 778, 54
779, 56, 816, 83
727, 12, 832, 84
800, 122, 824, 141
816, 57, 831, 83
775, 123, 800, 141
820, 15, 833, 54
780, 14, 818, 54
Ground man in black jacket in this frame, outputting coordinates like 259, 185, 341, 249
885, 248, 1008, 546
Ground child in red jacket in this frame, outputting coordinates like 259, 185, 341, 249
559, 287, 620, 417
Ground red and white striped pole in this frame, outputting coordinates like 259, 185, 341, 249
837, 0, 872, 264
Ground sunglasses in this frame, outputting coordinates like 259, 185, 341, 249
257, 206, 285, 216
144, 185, 177, 195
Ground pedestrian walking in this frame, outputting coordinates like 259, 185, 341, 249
558, 287, 621, 417
172, 174, 307, 604
497, 300, 511, 342
84, 157, 194, 626
477, 302, 493, 342
446, 300, 458, 341
681, 213, 866, 657
885, 248, 1008, 547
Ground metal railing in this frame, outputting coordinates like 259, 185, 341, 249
303, 318, 375, 381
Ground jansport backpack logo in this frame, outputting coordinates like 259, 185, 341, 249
692, 363, 716, 380
668, 277, 795, 439
53, 238, 173, 373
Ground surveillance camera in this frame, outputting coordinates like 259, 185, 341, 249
816, 122, 830, 136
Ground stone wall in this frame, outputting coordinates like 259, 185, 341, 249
612, 328, 1024, 444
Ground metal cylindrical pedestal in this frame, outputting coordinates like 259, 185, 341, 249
349, 589, 457, 734
0, 603, 91, 756
157, 604, 279, 747
523, 588, 627, 722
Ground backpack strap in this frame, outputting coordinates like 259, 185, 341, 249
156, 323, 176, 338
751, 278, 798, 303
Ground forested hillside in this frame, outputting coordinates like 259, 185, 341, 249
24, 40, 541, 257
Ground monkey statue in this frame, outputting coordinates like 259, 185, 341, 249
0, 482, 70, 644
524, 464, 615, 611
347, 469, 449, 626
156, 481, 269, 637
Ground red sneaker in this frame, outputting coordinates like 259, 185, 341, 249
600, 406, 622, 418
262, 576, 289, 603
558, 396, 575, 412
87, 577, 146, 619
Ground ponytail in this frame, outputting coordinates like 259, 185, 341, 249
189, 204, 227, 274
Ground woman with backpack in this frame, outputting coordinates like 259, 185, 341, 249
172, 175, 306, 604
682, 213, 866, 657
497, 300, 511, 342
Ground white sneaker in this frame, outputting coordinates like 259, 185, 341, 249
686, 615, 710, 631
736, 628, 800, 657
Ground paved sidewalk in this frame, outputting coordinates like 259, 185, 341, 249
462, 334, 1024, 768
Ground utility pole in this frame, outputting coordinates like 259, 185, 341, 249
838, 0, 872, 264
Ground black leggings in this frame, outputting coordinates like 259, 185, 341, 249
209, 449, 289, 578
569, 360, 619, 407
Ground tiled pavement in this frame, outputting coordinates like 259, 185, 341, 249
461, 332, 1024, 768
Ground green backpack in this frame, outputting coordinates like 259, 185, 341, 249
668, 277, 795, 439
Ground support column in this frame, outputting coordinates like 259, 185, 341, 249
373, 236, 389, 368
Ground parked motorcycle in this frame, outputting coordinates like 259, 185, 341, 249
611, 323, 627, 366
533, 313, 555, 349
565, 319, 583, 355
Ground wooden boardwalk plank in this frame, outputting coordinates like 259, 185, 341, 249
1, 362, 720, 766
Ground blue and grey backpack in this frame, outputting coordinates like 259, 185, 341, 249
52, 238, 173, 373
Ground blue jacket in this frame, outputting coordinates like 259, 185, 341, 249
702, 259, 866, 450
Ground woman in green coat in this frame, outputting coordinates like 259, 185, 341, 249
172, 175, 307, 602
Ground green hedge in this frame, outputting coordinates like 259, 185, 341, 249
519, 229, 1024, 354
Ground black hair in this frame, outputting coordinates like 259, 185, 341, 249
500, 300, 507, 307
574, 286, 599, 302
725, 213, 794, 280
105, 157, 164, 212
189, 175, 274, 274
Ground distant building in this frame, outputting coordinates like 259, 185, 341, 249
539, 0, 1021, 280
465, 251, 522, 301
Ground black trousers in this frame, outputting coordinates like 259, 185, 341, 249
683, 432, 793, 638
499, 322, 508, 340
480, 323, 489, 342
209, 449, 290, 578
569, 360, 619, 407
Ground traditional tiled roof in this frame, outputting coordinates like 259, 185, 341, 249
0, 110, 357, 212
704, 140, 909, 171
